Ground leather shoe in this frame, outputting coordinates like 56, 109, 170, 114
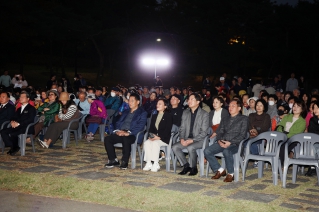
178, 166, 191, 175
211, 170, 226, 179
188, 167, 198, 176
7, 149, 13, 155
9, 147, 20, 156
223, 174, 234, 182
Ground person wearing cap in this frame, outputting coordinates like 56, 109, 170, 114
163, 89, 170, 100
38, 92, 81, 148
155, 76, 163, 87
95, 87, 106, 102
1, 91, 37, 155
104, 87, 121, 112
74, 92, 90, 115
243, 97, 258, 116
26, 90, 60, 144
85, 94, 107, 142
215, 77, 230, 92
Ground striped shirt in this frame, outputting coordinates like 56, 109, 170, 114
58, 105, 77, 120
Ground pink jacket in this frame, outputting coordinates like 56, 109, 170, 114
305, 111, 313, 129
90, 100, 107, 119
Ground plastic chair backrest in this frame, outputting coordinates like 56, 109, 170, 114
261, 131, 287, 155
287, 133, 319, 159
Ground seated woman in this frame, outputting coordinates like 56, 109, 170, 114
243, 97, 258, 116
247, 99, 271, 157
305, 101, 315, 130
305, 101, 319, 176
277, 100, 307, 162
271, 104, 290, 131
38, 92, 81, 148
143, 98, 173, 172
143, 91, 157, 117
209, 96, 229, 139
26, 90, 60, 144
85, 94, 107, 142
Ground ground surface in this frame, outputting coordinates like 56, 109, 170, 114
1, 136, 319, 212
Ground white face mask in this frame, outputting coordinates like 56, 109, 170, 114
289, 103, 293, 109
111, 92, 116, 97
268, 101, 275, 106
126, 96, 130, 100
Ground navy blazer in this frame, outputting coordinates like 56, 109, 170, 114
11, 104, 37, 134
0, 103, 15, 126
115, 106, 147, 144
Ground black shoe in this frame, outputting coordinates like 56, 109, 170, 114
178, 166, 191, 175
105, 159, 120, 168
9, 147, 20, 156
188, 167, 198, 176
120, 161, 128, 170
305, 167, 317, 177
7, 149, 13, 155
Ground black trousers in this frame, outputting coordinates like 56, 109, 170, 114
104, 134, 136, 163
279, 142, 297, 164
1, 126, 26, 148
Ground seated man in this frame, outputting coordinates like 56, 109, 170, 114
0, 91, 36, 155
172, 93, 209, 176
204, 99, 248, 182
104, 93, 147, 170
104, 87, 121, 112
0, 91, 15, 127
73, 92, 90, 115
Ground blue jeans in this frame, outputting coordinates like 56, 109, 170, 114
88, 118, 105, 134
243, 139, 262, 155
204, 142, 238, 174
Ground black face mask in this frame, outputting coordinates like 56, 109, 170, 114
278, 110, 285, 116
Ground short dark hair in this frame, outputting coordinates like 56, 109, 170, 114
230, 99, 243, 109
212, 96, 225, 106
129, 93, 140, 102
255, 99, 268, 112
312, 101, 319, 111
261, 92, 269, 99
157, 98, 170, 112
189, 93, 201, 101
0, 91, 10, 98
20, 91, 30, 98
268, 94, 278, 102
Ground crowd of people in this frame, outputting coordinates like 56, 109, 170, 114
0, 70, 319, 181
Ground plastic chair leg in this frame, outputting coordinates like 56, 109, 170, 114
292, 164, 298, 184
19, 134, 26, 156
62, 130, 68, 149
258, 161, 264, 178
131, 144, 136, 169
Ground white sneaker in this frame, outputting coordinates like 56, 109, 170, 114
143, 162, 152, 171
38, 138, 49, 148
151, 162, 160, 172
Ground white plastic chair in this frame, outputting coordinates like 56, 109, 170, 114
282, 133, 319, 188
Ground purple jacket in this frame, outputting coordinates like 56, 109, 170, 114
90, 100, 107, 119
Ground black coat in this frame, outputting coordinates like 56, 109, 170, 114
149, 112, 173, 144
308, 116, 319, 134
11, 104, 37, 134
0, 103, 15, 126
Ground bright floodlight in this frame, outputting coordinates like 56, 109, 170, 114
140, 56, 171, 78
157, 38, 161, 42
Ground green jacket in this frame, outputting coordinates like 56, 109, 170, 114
276, 114, 306, 138
37, 101, 60, 126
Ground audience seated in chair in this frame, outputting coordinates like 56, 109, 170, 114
85, 94, 107, 142
104, 93, 147, 170
0, 91, 15, 127
38, 92, 81, 148
0, 91, 36, 155
172, 93, 209, 176
276, 100, 307, 163
143, 98, 173, 172
204, 99, 248, 182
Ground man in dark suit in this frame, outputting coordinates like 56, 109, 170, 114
0, 91, 15, 127
204, 99, 248, 182
104, 93, 147, 170
172, 93, 209, 176
0, 91, 36, 155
